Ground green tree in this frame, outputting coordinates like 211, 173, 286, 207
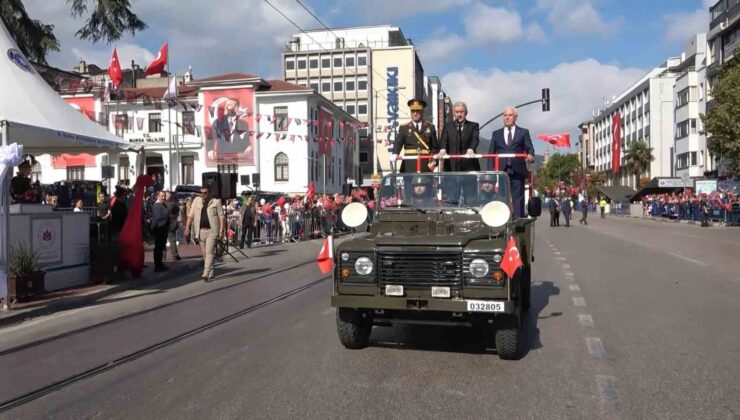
586, 171, 605, 200
701, 48, 740, 178
0, 0, 146, 65
541, 153, 580, 185
624, 139, 654, 188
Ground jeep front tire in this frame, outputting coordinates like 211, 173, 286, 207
336, 308, 372, 349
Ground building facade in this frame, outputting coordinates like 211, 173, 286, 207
281, 25, 440, 184
592, 58, 680, 188
43, 72, 359, 196
578, 120, 596, 172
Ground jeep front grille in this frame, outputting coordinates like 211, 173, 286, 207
377, 252, 462, 287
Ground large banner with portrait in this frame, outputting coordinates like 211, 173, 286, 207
203, 88, 255, 167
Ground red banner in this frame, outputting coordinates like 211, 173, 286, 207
64, 96, 96, 122
51, 153, 96, 169
611, 113, 621, 174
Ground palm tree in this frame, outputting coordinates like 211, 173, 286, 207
624, 140, 654, 188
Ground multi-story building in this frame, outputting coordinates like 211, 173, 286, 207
425, 76, 454, 138
578, 120, 596, 172
673, 34, 708, 180
705, 0, 738, 177
47, 71, 359, 195
592, 58, 681, 188
282, 25, 442, 183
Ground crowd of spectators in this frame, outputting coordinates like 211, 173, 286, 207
641, 189, 739, 222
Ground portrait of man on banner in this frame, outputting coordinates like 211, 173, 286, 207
203, 88, 255, 166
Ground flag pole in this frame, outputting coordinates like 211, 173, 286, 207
166, 40, 174, 190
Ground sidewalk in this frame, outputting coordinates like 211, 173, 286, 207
0, 235, 353, 330
610, 212, 728, 227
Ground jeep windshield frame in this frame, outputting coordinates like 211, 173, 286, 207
377, 172, 512, 212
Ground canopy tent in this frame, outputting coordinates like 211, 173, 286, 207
0, 20, 130, 154
595, 185, 637, 203
0, 20, 132, 308
629, 178, 688, 202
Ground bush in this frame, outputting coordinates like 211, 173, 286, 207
8, 242, 41, 276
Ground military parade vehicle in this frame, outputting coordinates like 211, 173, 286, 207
331, 154, 542, 359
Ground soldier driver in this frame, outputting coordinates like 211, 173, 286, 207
407, 176, 436, 207
391, 99, 439, 173
478, 174, 500, 204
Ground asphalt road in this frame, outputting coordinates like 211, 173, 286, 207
1, 216, 739, 419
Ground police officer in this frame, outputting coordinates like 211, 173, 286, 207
408, 175, 436, 207
478, 174, 499, 203
391, 99, 439, 173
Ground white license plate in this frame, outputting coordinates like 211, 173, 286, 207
467, 300, 505, 312
385, 285, 404, 296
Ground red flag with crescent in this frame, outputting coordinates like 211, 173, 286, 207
500, 236, 522, 278
537, 133, 571, 148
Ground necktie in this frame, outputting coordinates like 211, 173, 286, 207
507, 128, 513, 146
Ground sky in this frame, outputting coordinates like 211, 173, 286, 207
22, 0, 715, 154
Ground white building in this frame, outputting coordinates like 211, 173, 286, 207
282, 25, 443, 183
592, 58, 681, 188
673, 34, 709, 180
48, 72, 359, 195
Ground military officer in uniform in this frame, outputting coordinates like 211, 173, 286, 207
391, 99, 439, 173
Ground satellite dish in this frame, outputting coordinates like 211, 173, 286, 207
341, 202, 368, 228
480, 201, 510, 228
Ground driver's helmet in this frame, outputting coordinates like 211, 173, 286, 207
479, 174, 496, 184
411, 175, 431, 186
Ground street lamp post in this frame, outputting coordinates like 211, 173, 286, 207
373, 86, 406, 178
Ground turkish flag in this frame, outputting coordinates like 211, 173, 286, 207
276, 196, 286, 207
108, 48, 123, 87
537, 133, 571, 148
306, 182, 316, 202
118, 175, 154, 278
144, 43, 168, 76
500, 236, 522, 278
317, 235, 334, 273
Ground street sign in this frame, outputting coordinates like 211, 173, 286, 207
658, 178, 684, 188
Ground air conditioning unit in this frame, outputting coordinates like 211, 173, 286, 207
720, 21, 726, 30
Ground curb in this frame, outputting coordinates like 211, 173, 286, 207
611, 213, 726, 227
0, 260, 201, 329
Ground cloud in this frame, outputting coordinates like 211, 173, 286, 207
417, 31, 467, 62
440, 59, 645, 152
536, 0, 620, 36
22, 0, 316, 78
464, 4, 523, 45
335, 0, 472, 22
663, 1, 712, 43
525, 23, 548, 44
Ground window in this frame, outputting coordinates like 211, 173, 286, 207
285, 59, 295, 70
181, 156, 194, 185
310, 82, 319, 91
676, 120, 690, 139
690, 118, 697, 134
358, 102, 368, 115
67, 166, 85, 180
358, 54, 367, 66
275, 153, 289, 181
333, 57, 342, 67
297, 59, 306, 70
346, 104, 356, 115
31, 161, 42, 183
346, 80, 355, 91
297, 79, 307, 87
114, 114, 128, 137
345, 56, 355, 67
360, 151, 369, 163
334, 81, 343, 92
118, 155, 130, 183
676, 152, 698, 169
358, 79, 368, 91
274, 106, 289, 132
182, 111, 195, 135
322, 81, 331, 92
309, 58, 318, 69
217, 164, 237, 174
148, 113, 162, 132
321, 58, 330, 68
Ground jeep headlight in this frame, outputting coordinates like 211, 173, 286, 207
355, 257, 374, 275
492, 253, 503, 263
469, 258, 489, 278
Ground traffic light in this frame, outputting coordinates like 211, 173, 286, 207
542, 88, 550, 112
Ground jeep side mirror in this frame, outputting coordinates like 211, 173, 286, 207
527, 197, 542, 217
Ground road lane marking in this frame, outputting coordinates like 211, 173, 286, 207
569, 284, 581, 292
666, 251, 707, 266
562, 263, 571, 269
578, 314, 594, 328
564, 270, 575, 277
573, 297, 586, 307
595, 375, 620, 405
586, 337, 605, 358
556, 256, 567, 261
553, 251, 562, 255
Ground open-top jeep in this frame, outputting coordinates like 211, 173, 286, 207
331, 154, 542, 359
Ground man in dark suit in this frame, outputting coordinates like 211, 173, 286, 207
391, 99, 438, 173
438, 101, 480, 172
487, 106, 535, 218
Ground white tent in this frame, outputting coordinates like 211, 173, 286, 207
0, 20, 130, 153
